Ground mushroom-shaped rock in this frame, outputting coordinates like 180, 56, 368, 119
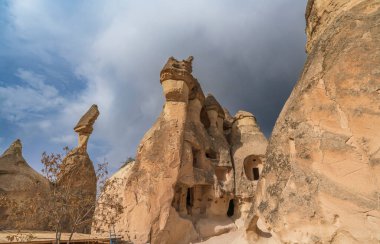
205, 94, 226, 136
188, 79, 205, 104
230, 111, 268, 228
58, 105, 99, 233
205, 94, 225, 118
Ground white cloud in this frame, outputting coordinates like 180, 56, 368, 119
16, 69, 59, 97
51, 134, 76, 145
2, 0, 307, 170
0, 69, 65, 122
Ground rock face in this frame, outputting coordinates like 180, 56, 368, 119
252, 0, 380, 243
0, 139, 50, 230
93, 57, 268, 243
58, 104, 99, 233
231, 111, 268, 228
92, 161, 136, 233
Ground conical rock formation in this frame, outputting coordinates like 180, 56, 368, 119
0, 139, 50, 230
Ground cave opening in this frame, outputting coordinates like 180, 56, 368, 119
192, 148, 200, 168
227, 199, 234, 217
186, 188, 193, 215
253, 167, 260, 180
205, 149, 217, 160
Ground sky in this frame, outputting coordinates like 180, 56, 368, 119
0, 0, 307, 173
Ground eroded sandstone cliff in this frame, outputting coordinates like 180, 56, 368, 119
92, 57, 268, 244
251, 0, 380, 243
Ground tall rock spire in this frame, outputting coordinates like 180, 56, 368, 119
58, 104, 99, 233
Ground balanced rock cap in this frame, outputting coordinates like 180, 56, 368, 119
234, 110, 256, 121
74, 104, 100, 134
160, 56, 197, 90
205, 94, 225, 118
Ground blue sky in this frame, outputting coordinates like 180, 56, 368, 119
0, 0, 307, 173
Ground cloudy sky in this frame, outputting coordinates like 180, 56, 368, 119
0, 0, 307, 173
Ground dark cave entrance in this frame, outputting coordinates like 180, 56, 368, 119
227, 199, 234, 217
205, 149, 217, 160
192, 148, 200, 168
186, 188, 194, 215
253, 167, 260, 180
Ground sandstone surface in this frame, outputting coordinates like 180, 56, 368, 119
251, 0, 380, 243
92, 57, 268, 244
58, 104, 99, 233
231, 111, 268, 228
0, 139, 50, 230
92, 160, 136, 233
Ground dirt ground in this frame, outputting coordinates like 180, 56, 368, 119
0, 230, 111, 243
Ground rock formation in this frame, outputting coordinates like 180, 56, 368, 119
74, 104, 100, 150
251, 0, 380, 243
0, 139, 50, 230
231, 111, 268, 228
92, 160, 136, 233
92, 57, 268, 243
58, 104, 99, 233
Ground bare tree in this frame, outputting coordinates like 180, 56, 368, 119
2, 147, 124, 244
92, 176, 124, 234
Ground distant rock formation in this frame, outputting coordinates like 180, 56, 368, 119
251, 0, 380, 243
92, 57, 268, 243
58, 104, 99, 233
0, 139, 50, 230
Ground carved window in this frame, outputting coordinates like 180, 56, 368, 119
243, 155, 262, 181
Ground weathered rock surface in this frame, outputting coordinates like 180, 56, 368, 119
0, 139, 50, 230
252, 0, 380, 243
93, 57, 268, 243
58, 104, 99, 233
92, 161, 136, 233
231, 111, 268, 228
